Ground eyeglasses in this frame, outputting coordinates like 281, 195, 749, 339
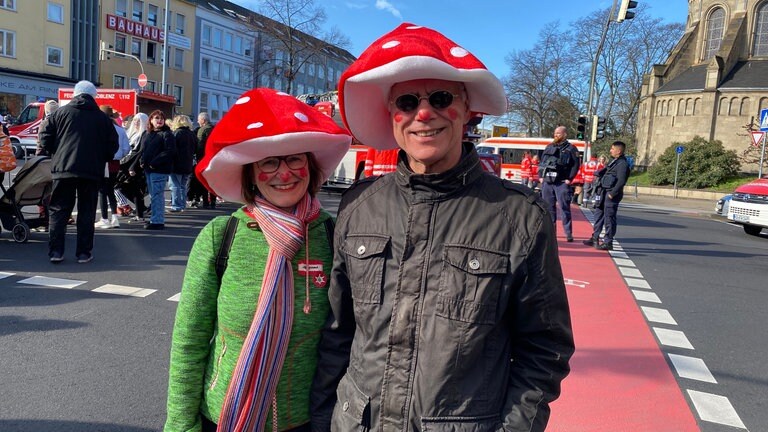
392, 90, 460, 113
256, 154, 308, 173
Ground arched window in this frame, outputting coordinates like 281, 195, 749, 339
704, 8, 726, 60
677, 99, 685, 116
656, 100, 662, 115
686, 98, 693, 116
754, 2, 768, 56
693, 98, 701, 115
718, 97, 729, 115
729, 97, 739, 115
740, 97, 750, 115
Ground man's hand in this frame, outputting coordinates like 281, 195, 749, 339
129, 170, 135, 176
608, 193, 613, 199
564, 180, 571, 185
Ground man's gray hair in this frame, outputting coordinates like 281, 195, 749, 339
73, 80, 98, 98
198, 112, 210, 123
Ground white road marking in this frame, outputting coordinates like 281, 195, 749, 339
18, 276, 86, 289
613, 258, 635, 267
625, 277, 652, 289
619, 267, 643, 278
609, 250, 630, 258
641, 306, 678, 325
668, 354, 717, 383
687, 390, 747, 429
632, 290, 661, 303
92, 284, 157, 297
167, 293, 181, 302
0, 272, 14, 279
653, 327, 695, 350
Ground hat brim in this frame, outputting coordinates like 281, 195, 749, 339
341, 56, 507, 150
198, 131, 352, 204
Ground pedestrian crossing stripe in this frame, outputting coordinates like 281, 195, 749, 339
0, 272, 14, 280
18, 275, 86, 289
7, 275, 178, 300
92, 284, 156, 297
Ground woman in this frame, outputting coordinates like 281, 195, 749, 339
165, 88, 351, 432
95, 105, 131, 229
116, 113, 149, 221
140, 110, 175, 230
169, 115, 197, 212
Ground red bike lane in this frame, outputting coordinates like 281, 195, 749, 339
547, 207, 700, 431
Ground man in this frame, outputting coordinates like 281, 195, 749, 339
311, 23, 574, 432
583, 141, 631, 251
195, 112, 216, 208
538, 126, 581, 241
520, 150, 532, 186
581, 154, 599, 206
40, 80, 118, 263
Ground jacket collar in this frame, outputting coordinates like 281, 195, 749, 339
394, 142, 484, 199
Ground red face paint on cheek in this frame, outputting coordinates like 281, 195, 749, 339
297, 167, 308, 178
257, 172, 270, 182
447, 108, 459, 121
394, 113, 404, 123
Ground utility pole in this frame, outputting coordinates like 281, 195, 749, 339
585, 0, 617, 161
161, 0, 169, 95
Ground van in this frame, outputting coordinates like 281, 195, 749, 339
7, 102, 47, 158
476, 137, 588, 183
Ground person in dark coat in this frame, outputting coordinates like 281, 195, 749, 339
538, 125, 581, 242
195, 112, 217, 208
583, 141, 631, 251
169, 115, 197, 212
140, 110, 176, 230
39, 80, 119, 263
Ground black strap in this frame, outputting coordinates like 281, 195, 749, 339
215, 216, 239, 284
215, 215, 335, 285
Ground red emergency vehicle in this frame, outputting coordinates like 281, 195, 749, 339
476, 137, 588, 182
726, 177, 768, 236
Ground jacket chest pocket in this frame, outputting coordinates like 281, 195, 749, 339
341, 234, 390, 305
437, 245, 509, 325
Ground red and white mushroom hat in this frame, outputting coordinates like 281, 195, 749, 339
195, 88, 352, 204
338, 23, 507, 150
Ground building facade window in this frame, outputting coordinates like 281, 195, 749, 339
47, 2, 64, 24
0, 0, 16, 11
131, 37, 142, 59
113, 75, 126, 88
46, 46, 63, 66
176, 13, 185, 34
754, 2, 768, 57
201, 58, 210, 78
147, 41, 156, 64
147, 80, 156, 92
174, 48, 183, 69
234, 36, 243, 55
222, 63, 231, 82
130, 77, 139, 90
115, 0, 127, 17
148, 4, 158, 26
224, 33, 233, 51
199, 92, 208, 112
202, 24, 211, 46
132, 0, 143, 22
213, 28, 223, 48
212, 61, 220, 80
703, 7, 725, 61
173, 85, 183, 106
0, 29, 16, 57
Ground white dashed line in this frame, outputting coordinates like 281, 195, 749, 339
668, 354, 717, 383
618, 267, 643, 278
0, 272, 14, 279
167, 293, 181, 302
653, 327, 695, 350
687, 390, 747, 429
609, 250, 630, 259
613, 258, 635, 267
632, 289, 661, 303
641, 306, 678, 325
17, 276, 86, 289
625, 277, 652, 289
92, 284, 157, 298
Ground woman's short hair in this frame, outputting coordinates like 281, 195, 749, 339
171, 114, 193, 130
147, 110, 166, 132
241, 152, 323, 203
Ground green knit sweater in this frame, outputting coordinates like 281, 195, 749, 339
165, 208, 334, 432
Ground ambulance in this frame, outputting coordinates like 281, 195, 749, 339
476, 137, 589, 183
726, 177, 768, 237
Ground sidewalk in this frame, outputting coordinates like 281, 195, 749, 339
615, 193, 715, 214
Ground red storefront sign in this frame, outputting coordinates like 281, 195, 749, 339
106, 14, 165, 43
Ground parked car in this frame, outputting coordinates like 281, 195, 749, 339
715, 194, 732, 215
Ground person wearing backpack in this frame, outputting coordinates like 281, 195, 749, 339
583, 141, 631, 251
164, 88, 351, 432
538, 126, 581, 242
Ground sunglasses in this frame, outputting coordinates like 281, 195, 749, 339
256, 154, 308, 173
392, 90, 460, 113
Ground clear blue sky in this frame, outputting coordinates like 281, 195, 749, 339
231, 1, 688, 79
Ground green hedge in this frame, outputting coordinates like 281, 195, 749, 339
647, 136, 740, 189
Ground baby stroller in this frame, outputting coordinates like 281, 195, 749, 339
0, 156, 52, 242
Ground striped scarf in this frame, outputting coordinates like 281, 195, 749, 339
217, 193, 320, 432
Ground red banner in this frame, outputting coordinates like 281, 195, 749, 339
106, 14, 164, 43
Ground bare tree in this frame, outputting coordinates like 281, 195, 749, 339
251, 0, 350, 94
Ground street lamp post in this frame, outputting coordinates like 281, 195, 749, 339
161, 0, 169, 95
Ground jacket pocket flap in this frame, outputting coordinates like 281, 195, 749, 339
443, 245, 509, 275
336, 374, 371, 423
341, 234, 390, 259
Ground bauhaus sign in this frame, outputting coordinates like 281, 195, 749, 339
106, 14, 165, 43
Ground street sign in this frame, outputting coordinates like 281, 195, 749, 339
676, 145, 684, 154
137, 73, 148, 88
760, 108, 768, 132
751, 131, 765, 148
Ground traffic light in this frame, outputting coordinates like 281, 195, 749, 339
576, 115, 587, 140
591, 115, 606, 141
617, 0, 638, 22
99, 40, 113, 61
